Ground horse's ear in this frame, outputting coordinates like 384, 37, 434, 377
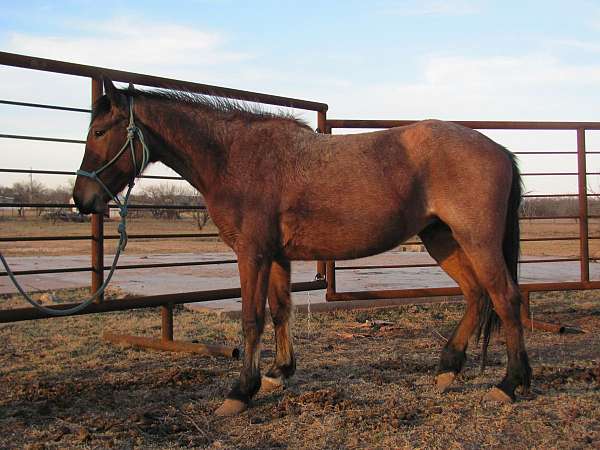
102, 77, 126, 110
103, 77, 117, 99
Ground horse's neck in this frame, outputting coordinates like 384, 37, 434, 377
137, 100, 227, 196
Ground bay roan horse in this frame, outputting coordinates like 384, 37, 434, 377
73, 79, 531, 416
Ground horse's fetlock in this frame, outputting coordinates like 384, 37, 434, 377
438, 346, 466, 374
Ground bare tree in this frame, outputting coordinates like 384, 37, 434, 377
184, 186, 210, 229
139, 183, 206, 220
11, 180, 48, 217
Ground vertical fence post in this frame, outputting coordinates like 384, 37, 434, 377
326, 261, 336, 300
317, 113, 337, 300
316, 110, 328, 280
577, 128, 589, 283
161, 303, 174, 341
91, 78, 104, 301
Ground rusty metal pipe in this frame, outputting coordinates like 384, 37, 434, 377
102, 332, 239, 358
577, 128, 590, 282
326, 119, 600, 130
0, 259, 238, 277
161, 303, 174, 341
90, 79, 104, 302
327, 280, 600, 302
0, 51, 327, 112
315, 110, 328, 280
520, 291, 565, 334
0, 168, 185, 181
0, 279, 327, 323
0, 233, 221, 242
0, 202, 207, 209
0, 133, 85, 144
0, 99, 90, 112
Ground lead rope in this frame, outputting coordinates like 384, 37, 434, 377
0, 95, 149, 316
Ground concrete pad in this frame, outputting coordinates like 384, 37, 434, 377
2, 250, 598, 315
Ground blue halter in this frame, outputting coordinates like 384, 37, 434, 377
77, 95, 150, 252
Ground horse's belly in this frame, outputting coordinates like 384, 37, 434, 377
280, 215, 418, 261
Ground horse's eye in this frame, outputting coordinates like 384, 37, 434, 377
94, 130, 106, 137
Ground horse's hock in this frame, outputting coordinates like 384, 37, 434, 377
0, 50, 596, 345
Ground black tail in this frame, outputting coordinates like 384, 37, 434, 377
477, 149, 522, 370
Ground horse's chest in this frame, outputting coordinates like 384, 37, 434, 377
207, 206, 241, 250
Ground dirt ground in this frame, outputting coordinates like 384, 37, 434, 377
2, 217, 600, 258
0, 289, 598, 449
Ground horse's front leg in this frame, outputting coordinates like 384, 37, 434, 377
215, 249, 272, 416
260, 258, 295, 393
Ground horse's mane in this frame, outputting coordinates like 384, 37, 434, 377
92, 86, 311, 130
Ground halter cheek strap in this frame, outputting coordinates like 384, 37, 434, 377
77, 97, 150, 198
76, 96, 151, 251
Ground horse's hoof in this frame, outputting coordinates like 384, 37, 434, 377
214, 399, 247, 417
436, 372, 456, 393
259, 375, 284, 394
483, 387, 514, 403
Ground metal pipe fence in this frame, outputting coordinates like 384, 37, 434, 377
2, 51, 600, 323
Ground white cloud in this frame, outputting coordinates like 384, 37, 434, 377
5, 17, 252, 72
551, 38, 600, 53
324, 53, 600, 122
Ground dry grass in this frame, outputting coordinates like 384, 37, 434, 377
1, 290, 599, 449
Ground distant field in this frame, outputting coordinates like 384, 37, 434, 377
0, 216, 230, 256
1, 216, 600, 258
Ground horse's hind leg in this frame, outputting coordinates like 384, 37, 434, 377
455, 238, 531, 402
260, 258, 296, 393
420, 222, 484, 392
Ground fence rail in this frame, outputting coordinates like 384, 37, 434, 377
0, 51, 328, 112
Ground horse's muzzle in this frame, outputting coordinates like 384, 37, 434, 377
75, 195, 107, 215
73, 178, 108, 215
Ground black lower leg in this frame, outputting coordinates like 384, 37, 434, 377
227, 324, 263, 404
265, 354, 296, 379
438, 345, 467, 374
265, 320, 296, 379
497, 350, 531, 399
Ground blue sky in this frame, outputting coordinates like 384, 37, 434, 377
2, 0, 600, 193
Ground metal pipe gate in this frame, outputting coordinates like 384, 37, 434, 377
1, 51, 598, 337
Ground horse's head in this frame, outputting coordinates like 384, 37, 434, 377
73, 78, 148, 214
